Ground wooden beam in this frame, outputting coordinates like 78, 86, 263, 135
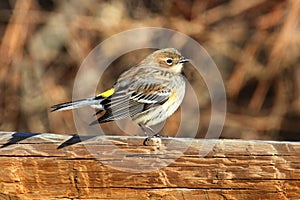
0, 132, 299, 199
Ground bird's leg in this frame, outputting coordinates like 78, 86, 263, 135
138, 124, 161, 146
146, 126, 161, 138
139, 124, 151, 146
139, 124, 149, 137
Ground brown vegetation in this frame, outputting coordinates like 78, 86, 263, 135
0, 0, 299, 140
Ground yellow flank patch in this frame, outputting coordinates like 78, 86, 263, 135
168, 92, 177, 101
97, 88, 115, 98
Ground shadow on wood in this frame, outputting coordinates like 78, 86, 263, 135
0, 132, 40, 148
57, 134, 97, 149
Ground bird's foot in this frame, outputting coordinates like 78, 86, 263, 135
143, 134, 162, 146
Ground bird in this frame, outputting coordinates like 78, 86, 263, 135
51, 48, 190, 145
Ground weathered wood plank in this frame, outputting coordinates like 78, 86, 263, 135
0, 132, 299, 199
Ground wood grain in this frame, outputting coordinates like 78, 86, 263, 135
0, 132, 299, 199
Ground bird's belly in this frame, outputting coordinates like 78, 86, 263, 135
132, 79, 185, 126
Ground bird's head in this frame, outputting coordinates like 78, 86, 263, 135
141, 48, 190, 73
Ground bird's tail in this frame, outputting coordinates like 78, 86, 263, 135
51, 88, 115, 112
51, 97, 104, 112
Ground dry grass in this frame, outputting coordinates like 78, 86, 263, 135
0, 0, 299, 140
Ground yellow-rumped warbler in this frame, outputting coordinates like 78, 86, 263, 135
51, 48, 190, 145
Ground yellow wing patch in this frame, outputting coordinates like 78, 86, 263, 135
97, 88, 115, 98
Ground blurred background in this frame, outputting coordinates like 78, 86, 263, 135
0, 0, 299, 140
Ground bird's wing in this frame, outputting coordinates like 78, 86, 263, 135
130, 82, 171, 104
91, 80, 171, 124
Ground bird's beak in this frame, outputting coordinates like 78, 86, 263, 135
179, 58, 190, 63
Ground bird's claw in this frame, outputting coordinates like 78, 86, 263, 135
143, 137, 150, 146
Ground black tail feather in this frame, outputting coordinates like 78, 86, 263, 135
51, 97, 104, 112
51, 101, 74, 112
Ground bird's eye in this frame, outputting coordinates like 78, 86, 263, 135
165, 58, 173, 65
